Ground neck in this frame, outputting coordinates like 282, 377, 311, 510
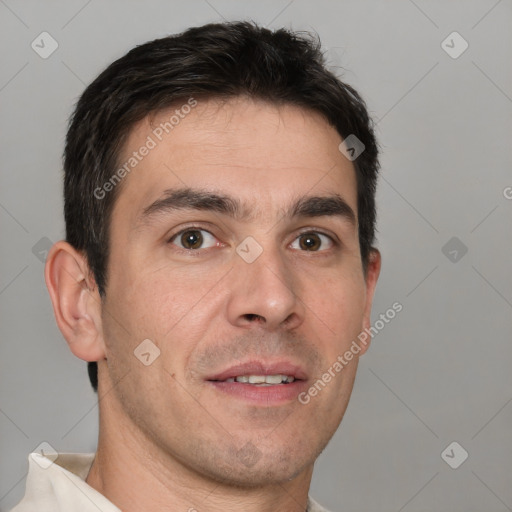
86, 394, 313, 512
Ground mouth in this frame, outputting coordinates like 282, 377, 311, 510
206, 360, 307, 383
205, 361, 308, 404
222, 374, 296, 385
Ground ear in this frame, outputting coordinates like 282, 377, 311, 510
358, 248, 382, 356
44, 241, 106, 362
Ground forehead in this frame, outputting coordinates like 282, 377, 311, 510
112, 96, 358, 226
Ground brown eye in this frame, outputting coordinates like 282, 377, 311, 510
181, 230, 203, 249
292, 232, 334, 252
170, 229, 217, 250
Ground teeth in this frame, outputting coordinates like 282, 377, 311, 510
249, 375, 267, 384
228, 374, 295, 384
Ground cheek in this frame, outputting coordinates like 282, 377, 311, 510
105, 263, 226, 366
303, 271, 366, 347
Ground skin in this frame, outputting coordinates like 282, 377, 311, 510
45, 96, 381, 512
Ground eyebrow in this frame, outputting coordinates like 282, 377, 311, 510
138, 187, 356, 228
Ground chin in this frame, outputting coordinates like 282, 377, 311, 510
206, 457, 311, 488
186, 435, 327, 488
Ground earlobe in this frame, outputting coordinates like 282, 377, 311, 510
358, 248, 382, 355
44, 241, 106, 362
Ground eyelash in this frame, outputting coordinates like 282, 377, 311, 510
167, 225, 339, 253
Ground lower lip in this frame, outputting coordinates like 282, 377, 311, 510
206, 380, 308, 404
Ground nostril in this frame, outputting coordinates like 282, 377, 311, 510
245, 314, 264, 322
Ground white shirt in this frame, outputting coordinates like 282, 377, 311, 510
10, 452, 331, 512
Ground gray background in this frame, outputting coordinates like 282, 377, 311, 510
1, 1, 511, 511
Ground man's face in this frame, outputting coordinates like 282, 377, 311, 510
99, 97, 378, 485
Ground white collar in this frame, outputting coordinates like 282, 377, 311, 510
11, 452, 120, 511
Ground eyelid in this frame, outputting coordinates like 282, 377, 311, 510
167, 222, 217, 239
294, 227, 339, 242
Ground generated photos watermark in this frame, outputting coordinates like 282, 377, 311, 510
298, 301, 403, 405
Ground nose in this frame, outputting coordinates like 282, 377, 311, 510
226, 242, 305, 331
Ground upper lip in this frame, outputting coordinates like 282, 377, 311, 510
206, 360, 308, 382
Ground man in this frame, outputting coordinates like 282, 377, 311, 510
12, 21, 381, 512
